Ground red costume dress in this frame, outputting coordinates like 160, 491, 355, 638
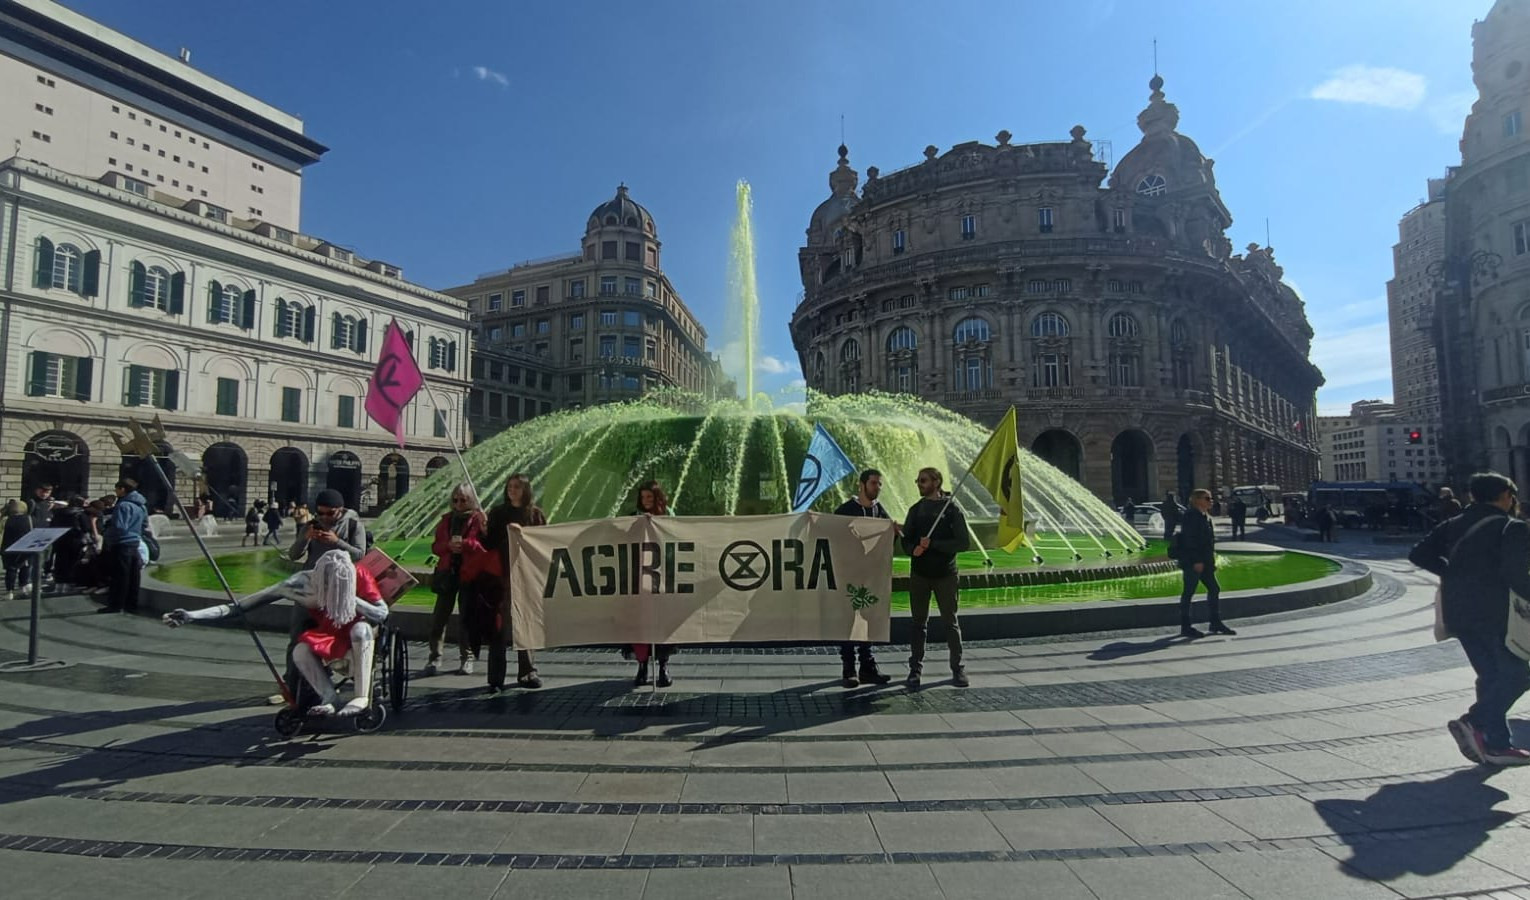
297, 566, 383, 662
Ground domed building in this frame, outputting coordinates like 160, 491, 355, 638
445, 185, 721, 442
790, 78, 1324, 504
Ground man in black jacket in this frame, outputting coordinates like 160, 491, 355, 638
1176, 488, 1235, 639
833, 469, 896, 687
1409, 472, 1530, 766
1161, 491, 1183, 543
901, 467, 971, 687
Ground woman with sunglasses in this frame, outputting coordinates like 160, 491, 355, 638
426, 483, 487, 676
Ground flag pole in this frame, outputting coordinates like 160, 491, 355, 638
421, 382, 480, 501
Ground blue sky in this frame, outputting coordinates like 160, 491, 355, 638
67, 0, 1492, 415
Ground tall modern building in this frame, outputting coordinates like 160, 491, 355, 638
1435, 0, 1530, 487
1386, 178, 1447, 425
0, 0, 471, 513
790, 77, 1324, 504
446, 186, 718, 441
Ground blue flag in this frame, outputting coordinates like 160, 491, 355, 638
792, 423, 856, 513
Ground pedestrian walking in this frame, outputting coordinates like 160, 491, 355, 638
1437, 487, 1463, 525
425, 483, 487, 677
262, 501, 283, 546
1228, 496, 1247, 541
901, 467, 970, 688
479, 473, 546, 692
243, 502, 263, 547
99, 479, 147, 614
1409, 472, 1530, 765
2, 500, 33, 601
1175, 488, 1235, 639
1314, 505, 1336, 542
832, 469, 896, 687
1161, 491, 1184, 543
630, 480, 675, 687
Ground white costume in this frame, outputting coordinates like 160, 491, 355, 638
164, 550, 388, 716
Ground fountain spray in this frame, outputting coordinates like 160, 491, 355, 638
732, 180, 758, 411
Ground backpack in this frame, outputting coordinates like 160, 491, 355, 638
1166, 529, 1181, 561
142, 530, 161, 562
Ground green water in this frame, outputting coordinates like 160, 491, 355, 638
155, 547, 1337, 612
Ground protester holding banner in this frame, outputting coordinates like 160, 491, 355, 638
425, 483, 488, 677
481, 473, 546, 692
902, 468, 970, 687
832, 470, 896, 687
632, 479, 675, 687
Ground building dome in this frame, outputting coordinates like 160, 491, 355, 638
587, 184, 656, 236
807, 144, 859, 243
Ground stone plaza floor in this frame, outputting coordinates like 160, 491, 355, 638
3, 528, 1530, 898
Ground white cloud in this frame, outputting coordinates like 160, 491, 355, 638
756, 355, 793, 375
1310, 65, 1426, 110
471, 65, 509, 88
1311, 321, 1393, 392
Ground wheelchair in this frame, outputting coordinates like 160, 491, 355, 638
273, 617, 410, 737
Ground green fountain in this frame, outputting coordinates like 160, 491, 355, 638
372, 182, 1146, 564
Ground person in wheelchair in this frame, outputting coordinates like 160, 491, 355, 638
163, 549, 388, 716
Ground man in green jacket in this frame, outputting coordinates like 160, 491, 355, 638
901, 467, 971, 688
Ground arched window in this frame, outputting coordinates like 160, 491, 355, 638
887, 326, 918, 352
1136, 174, 1167, 196
218, 283, 243, 323
1108, 313, 1139, 338
142, 266, 170, 310
953, 317, 991, 343
840, 338, 860, 362
1170, 319, 1189, 345
52, 243, 81, 293
1031, 312, 1069, 338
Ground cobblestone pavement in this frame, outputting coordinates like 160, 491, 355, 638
5, 529, 1530, 898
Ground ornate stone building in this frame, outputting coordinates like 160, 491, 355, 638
446, 185, 722, 441
790, 77, 1323, 504
1435, 0, 1530, 487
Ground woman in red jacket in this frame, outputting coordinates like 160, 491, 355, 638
425, 483, 488, 676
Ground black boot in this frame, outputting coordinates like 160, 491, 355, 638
859, 660, 892, 686
633, 661, 650, 686
842, 661, 860, 688
655, 662, 672, 688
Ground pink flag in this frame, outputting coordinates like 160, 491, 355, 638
364, 320, 424, 448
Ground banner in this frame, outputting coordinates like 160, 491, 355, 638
364, 319, 425, 448
970, 406, 1029, 552
791, 423, 856, 512
508, 512, 894, 649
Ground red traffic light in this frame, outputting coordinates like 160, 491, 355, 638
1407, 429, 1422, 444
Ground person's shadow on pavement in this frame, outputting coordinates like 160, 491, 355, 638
1315, 767, 1512, 881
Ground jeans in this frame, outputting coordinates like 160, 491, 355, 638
4, 554, 31, 592
908, 572, 962, 670
1179, 565, 1223, 629
839, 642, 878, 669
429, 571, 471, 664
1456, 630, 1530, 749
106, 542, 141, 612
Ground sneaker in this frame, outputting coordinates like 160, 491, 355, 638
1448, 716, 1486, 764
951, 666, 970, 688
1482, 746, 1530, 766
1208, 623, 1237, 636
518, 673, 543, 690
266, 693, 286, 706
1180, 626, 1205, 639
459, 659, 475, 676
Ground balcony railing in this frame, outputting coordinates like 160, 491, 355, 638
942, 389, 1003, 404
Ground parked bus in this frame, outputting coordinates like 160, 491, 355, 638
1231, 484, 1283, 520
1308, 481, 1429, 529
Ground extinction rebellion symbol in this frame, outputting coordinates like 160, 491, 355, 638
792, 454, 822, 511
719, 540, 771, 591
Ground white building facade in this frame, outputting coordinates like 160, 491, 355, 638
0, 159, 470, 514
1316, 402, 1444, 485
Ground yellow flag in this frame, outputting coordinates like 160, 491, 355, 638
969, 407, 1029, 552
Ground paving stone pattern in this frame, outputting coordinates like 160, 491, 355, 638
4, 534, 1530, 898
